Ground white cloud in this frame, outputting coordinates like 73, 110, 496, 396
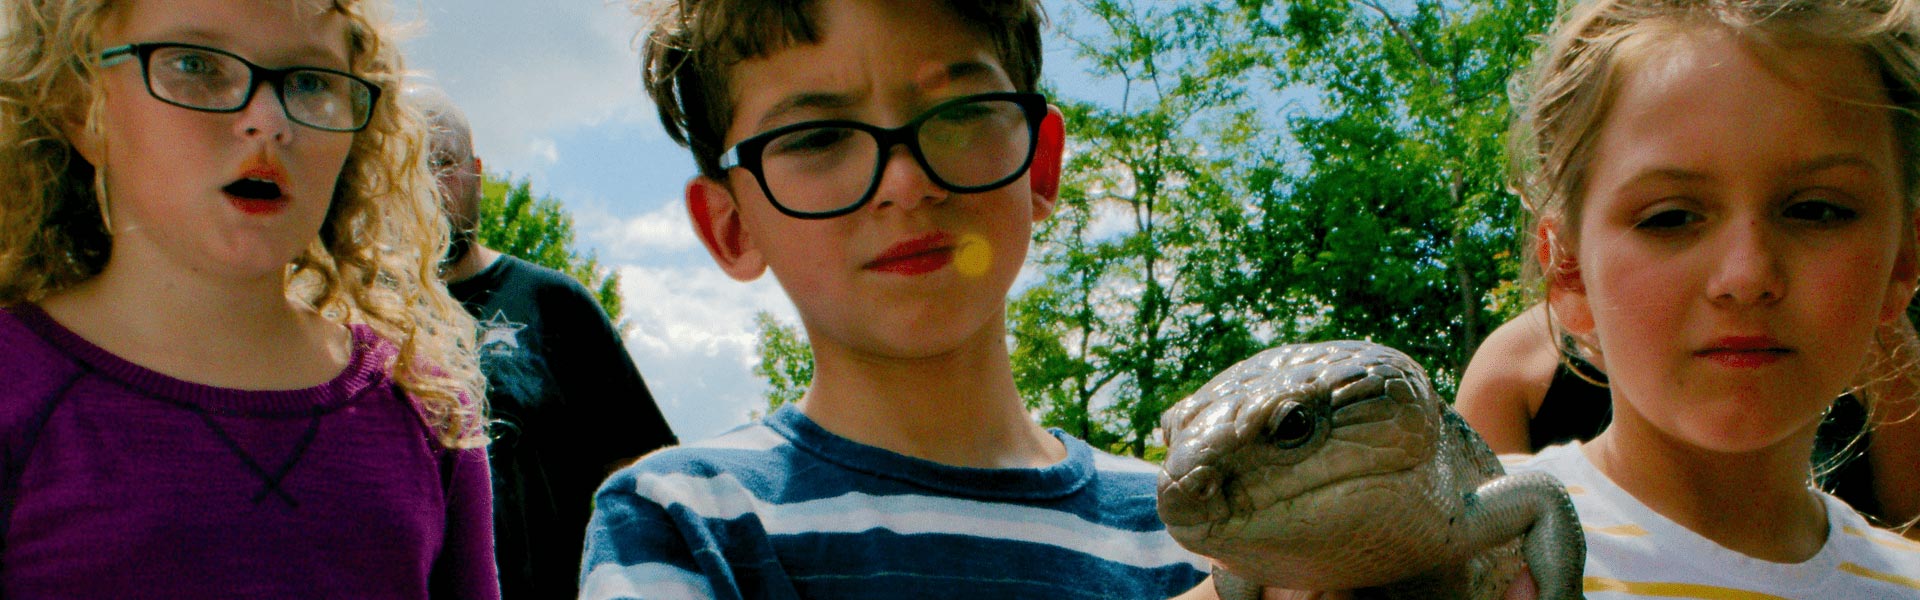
614, 264, 796, 441
583, 199, 701, 262
401, 0, 654, 179
397, 0, 785, 442
528, 138, 560, 165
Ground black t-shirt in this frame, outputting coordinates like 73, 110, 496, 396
1529, 353, 1611, 451
448, 255, 678, 599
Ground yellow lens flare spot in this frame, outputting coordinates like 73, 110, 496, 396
955, 233, 992, 278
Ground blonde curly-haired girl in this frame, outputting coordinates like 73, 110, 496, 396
0, 0, 496, 596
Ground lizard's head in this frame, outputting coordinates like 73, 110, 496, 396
1156, 341, 1446, 587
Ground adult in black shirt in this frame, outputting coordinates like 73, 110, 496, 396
414, 87, 679, 598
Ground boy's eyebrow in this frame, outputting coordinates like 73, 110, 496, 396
929, 60, 1000, 87
755, 61, 1007, 129
758, 93, 858, 129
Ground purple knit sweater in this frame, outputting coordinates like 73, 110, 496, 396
0, 304, 499, 599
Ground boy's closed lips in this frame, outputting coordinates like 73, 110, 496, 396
866, 231, 956, 275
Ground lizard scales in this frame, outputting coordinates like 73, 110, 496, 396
1157, 340, 1587, 600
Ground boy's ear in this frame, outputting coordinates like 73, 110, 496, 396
687, 176, 767, 282
1027, 106, 1064, 221
1539, 221, 1595, 335
1881, 214, 1920, 323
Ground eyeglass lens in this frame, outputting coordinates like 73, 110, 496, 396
145, 46, 373, 131
758, 97, 1034, 215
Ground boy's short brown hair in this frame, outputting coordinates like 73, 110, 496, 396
636, 0, 1045, 179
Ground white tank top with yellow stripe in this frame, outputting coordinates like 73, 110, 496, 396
1505, 442, 1920, 600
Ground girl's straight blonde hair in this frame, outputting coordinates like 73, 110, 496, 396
1510, 0, 1920, 530
1512, 0, 1920, 250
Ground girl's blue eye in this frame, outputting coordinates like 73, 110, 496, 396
285, 72, 332, 95
166, 52, 218, 75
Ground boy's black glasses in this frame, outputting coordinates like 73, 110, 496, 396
718, 92, 1048, 219
99, 43, 381, 133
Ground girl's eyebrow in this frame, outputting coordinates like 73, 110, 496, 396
1787, 153, 1882, 178
135, 25, 224, 45
1620, 168, 1711, 189
135, 27, 348, 70
1621, 154, 1884, 188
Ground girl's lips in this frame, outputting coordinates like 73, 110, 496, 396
233, 160, 289, 190
1695, 336, 1791, 368
239, 168, 286, 185
225, 158, 290, 216
866, 233, 955, 275
1696, 349, 1789, 368
225, 194, 289, 215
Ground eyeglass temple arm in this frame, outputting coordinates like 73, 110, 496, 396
98, 44, 136, 67
717, 146, 743, 171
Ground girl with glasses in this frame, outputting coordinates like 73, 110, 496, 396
0, 0, 497, 597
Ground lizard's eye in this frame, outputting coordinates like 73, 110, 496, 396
1266, 403, 1315, 449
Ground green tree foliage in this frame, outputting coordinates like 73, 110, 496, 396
750, 310, 814, 416
1239, 0, 1556, 384
1010, 0, 1557, 457
475, 175, 626, 326
1013, 0, 1271, 456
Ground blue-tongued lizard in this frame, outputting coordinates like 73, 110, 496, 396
1157, 340, 1587, 600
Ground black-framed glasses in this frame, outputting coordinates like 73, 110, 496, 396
99, 42, 381, 133
718, 92, 1047, 219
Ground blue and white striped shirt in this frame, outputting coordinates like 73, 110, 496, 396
580, 404, 1211, 599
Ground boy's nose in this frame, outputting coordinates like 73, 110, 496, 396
1707, 218, 1785, 307
869, 145, 948, 213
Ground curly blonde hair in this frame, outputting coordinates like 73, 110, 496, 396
0, 0, 486, 449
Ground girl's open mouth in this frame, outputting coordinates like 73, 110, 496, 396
223, 178, 287, 215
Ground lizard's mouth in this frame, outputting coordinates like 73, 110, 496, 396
1163, 452, 1426, 517
1162, 459, 1433, 556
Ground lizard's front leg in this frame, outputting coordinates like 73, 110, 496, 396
1458, 473, 1587, 600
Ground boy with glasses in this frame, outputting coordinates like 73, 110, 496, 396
581, 0, 1217, 597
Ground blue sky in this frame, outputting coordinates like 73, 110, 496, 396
401, 0, 1124, 442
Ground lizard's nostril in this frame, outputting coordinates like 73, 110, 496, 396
1265, 403, 1315, 448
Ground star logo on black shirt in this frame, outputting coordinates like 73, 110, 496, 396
477, 310, 527, 354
